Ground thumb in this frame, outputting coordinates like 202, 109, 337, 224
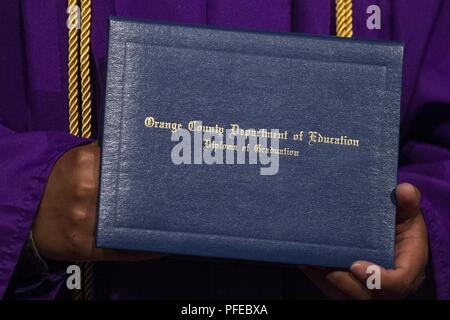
350, 260, 380, 282
396, 183, 421, 222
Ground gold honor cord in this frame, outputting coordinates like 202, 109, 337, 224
336, 0, 353, 37
80, 0, 92, 139
67, 0, 94, 300
68, 0, 80, 137
79, 0, 95, 301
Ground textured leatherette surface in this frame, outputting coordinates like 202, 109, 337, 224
96, 18, 404, 268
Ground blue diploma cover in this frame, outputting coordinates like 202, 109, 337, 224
96, 18, 404, 268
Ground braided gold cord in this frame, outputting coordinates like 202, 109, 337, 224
80, 0, 95, 301
68, 0, 83, 299
336, 0, 353, 37
68, 0, 80, 136
67, 0, 95, 300
82, 262, 95, 300
80, 0, 92, 138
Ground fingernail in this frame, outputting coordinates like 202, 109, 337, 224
350, 262, 365, 279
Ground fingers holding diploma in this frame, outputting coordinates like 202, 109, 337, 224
299, 183, 429, 300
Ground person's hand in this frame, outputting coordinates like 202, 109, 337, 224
299, 183, 429, 299
32, 142, 164, 262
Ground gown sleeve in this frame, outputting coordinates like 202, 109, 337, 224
0, 1, 89, 299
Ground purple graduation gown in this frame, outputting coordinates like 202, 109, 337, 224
1, 0, 449, 299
